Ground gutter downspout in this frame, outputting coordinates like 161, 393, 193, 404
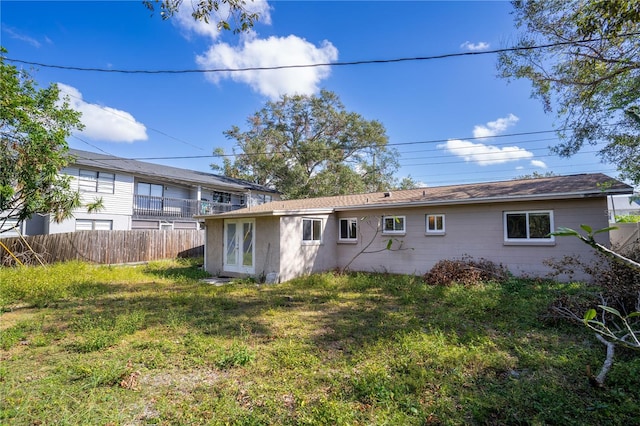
203, 223, 208, 273
609, 194, 617, 223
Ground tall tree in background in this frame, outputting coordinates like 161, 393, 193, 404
143, 0, 261, 33
213, 90, 401, 199
0, 50, 84, 233
498, 0, 640, 183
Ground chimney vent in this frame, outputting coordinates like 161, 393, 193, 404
383, 192, 391, 198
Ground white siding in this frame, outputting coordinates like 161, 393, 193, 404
0, 219, 20, 238
65, 166, 134, 216
48, 213, 130, 234
164, 185, 190, 199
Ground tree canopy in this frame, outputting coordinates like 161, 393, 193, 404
143, 0, 260, 33
0, 50, 84, 233
498, 0, 640, 183
212, 90, 402, 199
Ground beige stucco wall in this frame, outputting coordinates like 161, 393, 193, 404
336, 198, 610, 281
205, 197, 611, 283
204, 216, 280, 279
255, 216, 280, 280
278, 214, 337, 282
204, 218, 224, 275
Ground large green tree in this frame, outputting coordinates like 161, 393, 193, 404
498, 0, 640, 183
213, 90, 401, 199
0, 50, 84, 234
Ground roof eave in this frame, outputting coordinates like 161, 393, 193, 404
196, 208, 335, 220
335, 189, 633, 211
196, 187, 633, 219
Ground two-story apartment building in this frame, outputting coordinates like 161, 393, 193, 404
4, 149, 279, 236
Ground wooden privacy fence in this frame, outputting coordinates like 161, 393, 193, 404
0, 230, 204, 266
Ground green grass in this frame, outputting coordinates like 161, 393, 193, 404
1, 259, 638, 425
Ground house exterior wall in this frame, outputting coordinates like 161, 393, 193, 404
203, 197, 612, 283
46, 167, 135, 234
163, 185, 190, 200
204, 219, 225, 275
278, 214, 337, 282
203, 216, 280, 279
255, 216, 280, 280
335, 197, 609, 280
69, 166, 135, 216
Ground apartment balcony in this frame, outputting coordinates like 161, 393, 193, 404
133, 195, 237, 219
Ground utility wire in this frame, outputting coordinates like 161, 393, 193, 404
61, 90, 207, 152
77, 127, 589, 161
4, 32, 639, 74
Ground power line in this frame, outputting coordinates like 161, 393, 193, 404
61, 90, 207, 152
77, 126, 583, 161
4, 32, 639, 74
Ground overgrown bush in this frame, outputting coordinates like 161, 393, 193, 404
545, 244, 640, 316
424, 256, 510, 286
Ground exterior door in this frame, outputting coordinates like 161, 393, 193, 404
224, 219, 255, 274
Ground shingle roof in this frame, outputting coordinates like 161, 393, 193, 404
68, 149, 278, 193
205, 173, 632, 218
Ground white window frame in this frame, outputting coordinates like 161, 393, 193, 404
79, 169, 115, 194
503, 210, 555, 243
302, 218, 323, 244
425, 214, 445, 235
137, 182, 164, 197
382, 215, 406, 234
339, 217, 358, 242
0, 219, 21, 236
75, 219, 113, 231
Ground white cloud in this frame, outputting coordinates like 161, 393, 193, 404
3, 27, 41, 48
196, 34, 338, 99
530, 159, 548, 168
438, 139, 534, 166
57, 83, 147, 143
460, 41, 490, 51
172, 0, 336, 98
174, 0, 272, 41
473, 113, 519, 138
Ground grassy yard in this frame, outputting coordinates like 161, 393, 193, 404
1, 259, 638, 425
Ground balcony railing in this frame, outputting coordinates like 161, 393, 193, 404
133, 195, 236, 219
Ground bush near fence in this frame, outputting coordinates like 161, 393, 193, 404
0, 230, 204, 266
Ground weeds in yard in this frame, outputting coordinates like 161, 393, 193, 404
1, 259, 639, 424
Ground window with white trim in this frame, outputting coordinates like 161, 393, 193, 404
382, 215, 406, 234
76, 219, 112, 231
339, 218, 358, 241
504, 210, 554, 242
0, 219, 20, 235
79, 170, 115, 194
426, 214, 445, 234
302, 218, 322, 243
212, 191, 232, 203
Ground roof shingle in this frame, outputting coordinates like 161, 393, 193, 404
206, 173, 632, 218
68, 149, 278, 193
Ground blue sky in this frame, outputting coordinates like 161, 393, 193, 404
1, 0, 618, 188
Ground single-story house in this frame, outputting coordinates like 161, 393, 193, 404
1, 148, 279, 237
198, 173, 633, 282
